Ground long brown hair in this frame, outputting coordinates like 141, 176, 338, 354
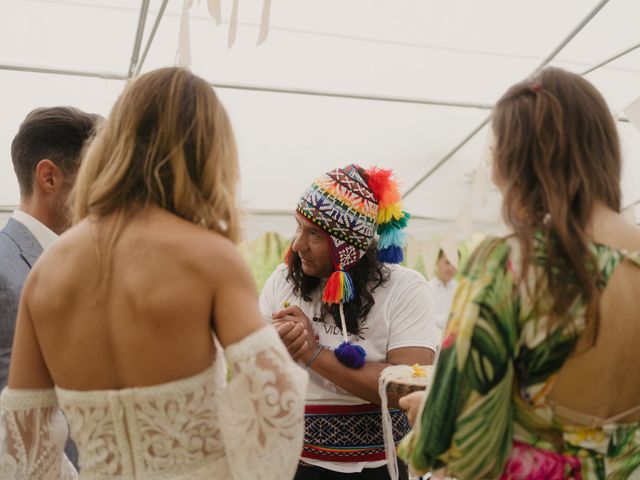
492, 67, 621, 342
72, 68, 241, 277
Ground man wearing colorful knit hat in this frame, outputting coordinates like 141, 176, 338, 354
259, 164, 439, 479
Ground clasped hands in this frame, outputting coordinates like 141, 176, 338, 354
272, 305, 427, 426
272, 305, 318, 365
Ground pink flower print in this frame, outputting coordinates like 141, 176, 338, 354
500, 441, 582, 480
441, 332, 457, 349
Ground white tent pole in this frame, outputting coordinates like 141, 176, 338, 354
402, 116, 491, 199
581, 41, 640, 75
0, 64, 127, 80
128, 0, 152, 78
245, 208, 451, 223
134, 0, 170, 78
529, 0, 611, 75
208, 82, 494, 109
402, 0, 612, 199
0, 60, 633, 122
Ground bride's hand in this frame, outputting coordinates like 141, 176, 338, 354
399, 391, 426, 425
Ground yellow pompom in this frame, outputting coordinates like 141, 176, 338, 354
377, 203, 404, 224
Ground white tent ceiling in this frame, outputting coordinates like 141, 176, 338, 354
2, 0, 640, 239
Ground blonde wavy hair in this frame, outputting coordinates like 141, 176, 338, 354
72, 67, 241, 265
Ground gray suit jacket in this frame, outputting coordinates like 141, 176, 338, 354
0, 218, 79, 467
0, 218, 42, 390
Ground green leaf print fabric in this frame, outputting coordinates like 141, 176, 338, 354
398, 235, 640, 480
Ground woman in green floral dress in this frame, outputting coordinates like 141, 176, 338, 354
398, 68, 640, 479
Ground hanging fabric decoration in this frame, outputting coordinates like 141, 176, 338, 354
440, 229, 459, 269
228, 0, 239, 48
625, 95, 640, 134
257, 0, 272, 46
207, 0, 221, 25
177, 0, 193, 67
455, 199, 473, 237
177, 0, 271, 66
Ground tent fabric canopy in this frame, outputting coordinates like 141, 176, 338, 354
2, 0, 639, 240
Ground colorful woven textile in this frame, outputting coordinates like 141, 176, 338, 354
297, 164, 378, 272
303, 403, 411, 463
296, 164, 409, 306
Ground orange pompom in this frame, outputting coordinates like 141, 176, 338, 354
365, 166, 400, 207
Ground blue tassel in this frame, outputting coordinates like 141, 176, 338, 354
378, 245, 404, 263
334, 341, 366, 368
378, 229, 407, 250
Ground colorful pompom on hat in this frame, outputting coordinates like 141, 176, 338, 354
295, 164, 409, 368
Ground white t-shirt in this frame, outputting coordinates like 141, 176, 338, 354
259, 263, 438, 473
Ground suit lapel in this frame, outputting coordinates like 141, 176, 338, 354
20, 251, 40, 268
2, 218, 44, 269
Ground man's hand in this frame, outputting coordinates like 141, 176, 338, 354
273, 306, 317, 363
399, 391, 426, 425
274, 321, 308, 361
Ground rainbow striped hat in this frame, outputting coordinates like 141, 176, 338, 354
296, 164, 409, 305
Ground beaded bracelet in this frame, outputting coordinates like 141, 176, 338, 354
305, 345, 325, 368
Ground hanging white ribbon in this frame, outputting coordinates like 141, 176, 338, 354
454, 199, 474, 238
228, 0, 239, 48
256, 0, 272, 45
207, 0, 222, 25
404, 236, 421, 271
624, 95, 640, 134
421, 239, 439, 280
440, 229, 459, 269
177, 0, 193, 67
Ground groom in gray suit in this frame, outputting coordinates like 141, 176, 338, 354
0, 106, 99, 465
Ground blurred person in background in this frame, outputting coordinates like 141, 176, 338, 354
428, 249, 458, 343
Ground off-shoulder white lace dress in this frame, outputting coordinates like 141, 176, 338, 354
0, 326, 308, 480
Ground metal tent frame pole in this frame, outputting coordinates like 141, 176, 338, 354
133, 0, 170, 78
0, 64, 127, 80
402, 0, 612, 199
128, 0, 152, 78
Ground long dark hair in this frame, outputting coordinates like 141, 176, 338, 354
286, 241, 390, 335
492, 67, 622, 343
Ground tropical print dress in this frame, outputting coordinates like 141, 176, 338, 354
398, 234, 640, 479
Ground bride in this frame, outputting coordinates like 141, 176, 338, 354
0, 67, 307, 479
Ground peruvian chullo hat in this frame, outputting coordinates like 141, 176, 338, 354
295, 164, 410, 368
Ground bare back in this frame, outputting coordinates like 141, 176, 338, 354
10, 207, 264, 391
550, 206, 640, 422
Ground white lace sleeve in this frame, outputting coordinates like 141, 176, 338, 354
218, 326, 308, 480
0, 388, 77, 480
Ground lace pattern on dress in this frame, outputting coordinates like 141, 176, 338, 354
219, 325, 308, 480
0, 388, 77, 480
0, 325, 308, 479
